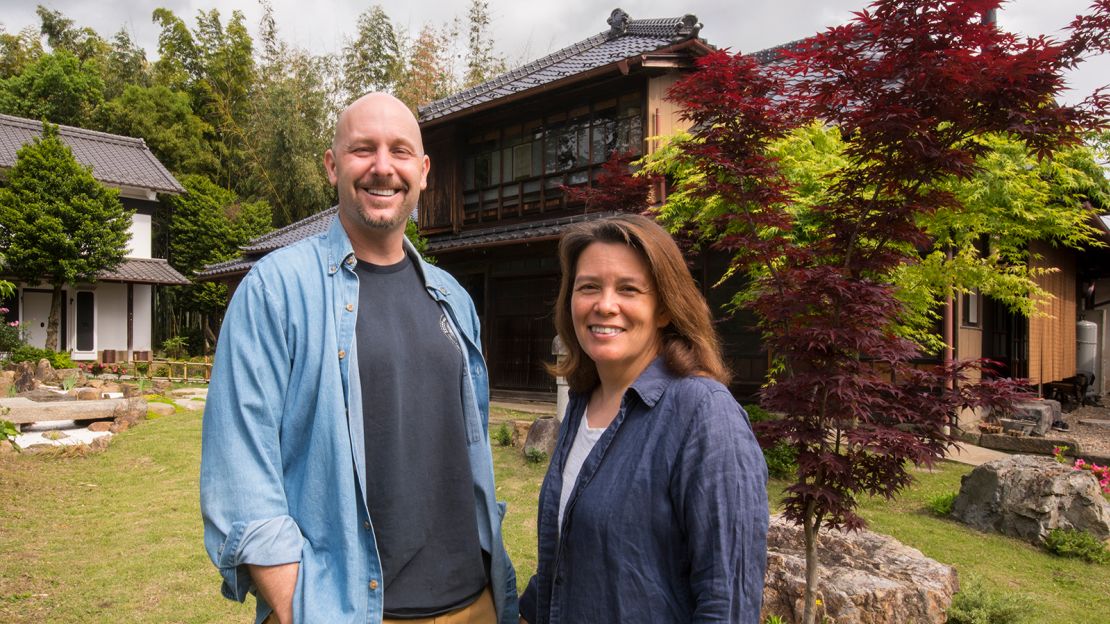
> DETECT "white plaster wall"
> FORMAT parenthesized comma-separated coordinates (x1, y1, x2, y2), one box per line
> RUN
(127, 213, 152, 258)
(132, 284, 153, 352)
(95, 283, 129, 351)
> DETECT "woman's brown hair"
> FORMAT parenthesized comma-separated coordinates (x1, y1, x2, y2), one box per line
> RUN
(549, 214, 730, 392)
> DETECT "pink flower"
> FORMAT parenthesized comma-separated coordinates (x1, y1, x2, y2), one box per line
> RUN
(8, 321, 18, 327)
(0, 307, 8, 313)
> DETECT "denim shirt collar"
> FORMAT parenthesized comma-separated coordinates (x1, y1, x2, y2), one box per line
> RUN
(625, 356, 679, 409)
(323, 213, 452, 298)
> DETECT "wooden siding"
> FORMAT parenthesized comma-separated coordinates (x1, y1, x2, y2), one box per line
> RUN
(1027, 241, 1077, 384)
(647, 74, 690, 154)
(420, 127, 459, 233)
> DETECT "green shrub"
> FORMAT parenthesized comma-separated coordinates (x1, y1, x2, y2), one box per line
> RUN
(1, 419, 20, 451)
(764, 616, 787, 624)
(1044, 528, 1110, 564)
(926, 492, 958, 517)
(8, 346, 74, 369)
(743, 403, 775, 423)
(492, 423, 512, 447)
(161, 336, 189, 360)
(946, 576, 1034, 624)
(764, 441, 798, 480)
(743, 404, 798, 479)
(0, 320, 24, 352)
(524, 447, 547, 464)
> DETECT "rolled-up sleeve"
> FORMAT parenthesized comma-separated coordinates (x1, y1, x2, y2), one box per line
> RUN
(673, 389, 769, 623)
(200, 270, 304, 602)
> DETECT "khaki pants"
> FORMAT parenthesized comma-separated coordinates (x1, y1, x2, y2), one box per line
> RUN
(263, 586, 496, 624)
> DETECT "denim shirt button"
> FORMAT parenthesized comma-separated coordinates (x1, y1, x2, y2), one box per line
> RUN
(369, 579, 379, 590)
(363, 520, 370, 530)
(345, 303, 354, 312)
(338, 350, 346, 360)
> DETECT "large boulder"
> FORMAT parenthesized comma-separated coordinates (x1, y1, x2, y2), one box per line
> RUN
(0, 370, 14, 396)
(34, 358, 58, 384)
(762, 514, 958, 624)
(14, 361, 37, 393)
(523, 416, 558, 459)
(951, 455, 1110, 544)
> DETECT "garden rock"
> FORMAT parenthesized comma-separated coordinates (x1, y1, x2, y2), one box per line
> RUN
(87, 421, 112, 432)
(21, 389, 73, 402)
(761, 514, 957, 624)
(0, 370, 14, 395)
(14, 361, 37, 392)
(0, 439, 13, 453)
(148, 402, 176, 417)
(86, 379, 104, 389)
(34, 358, 58, 384)
(75, 387, 100, 401)
(120, 383, 141, 398)
(152, 380, 172, 395)
(951, 454, 1110, 544)
(512, 420, 532, 448)
(109, 420, 129, 433)
(524, 417, 558, 459)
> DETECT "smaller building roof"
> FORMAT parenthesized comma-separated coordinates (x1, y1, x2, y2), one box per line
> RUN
(98, 257, 190, 285)
(0, 114, 184, 194)
(196, 208, 338, 281)
(419, 9, 707, 125)
(426, 211, 626, 254)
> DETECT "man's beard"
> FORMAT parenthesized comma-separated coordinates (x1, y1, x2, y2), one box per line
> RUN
(355, 203, 412, 231)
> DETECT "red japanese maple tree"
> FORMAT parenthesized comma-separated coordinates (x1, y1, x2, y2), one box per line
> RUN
(653, 1, 1109, 622)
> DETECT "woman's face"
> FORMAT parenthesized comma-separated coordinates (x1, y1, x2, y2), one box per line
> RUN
(571, 242, 669, 380)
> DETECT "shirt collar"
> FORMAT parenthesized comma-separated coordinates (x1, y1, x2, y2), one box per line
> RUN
(625, 356, 678, 408)
(323, 212, 450, 297)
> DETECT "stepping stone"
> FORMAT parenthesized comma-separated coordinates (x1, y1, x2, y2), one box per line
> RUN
(1078, 419, 1110, 429)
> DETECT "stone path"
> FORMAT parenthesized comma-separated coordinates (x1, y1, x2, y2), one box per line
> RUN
(10, 387, 207, 449)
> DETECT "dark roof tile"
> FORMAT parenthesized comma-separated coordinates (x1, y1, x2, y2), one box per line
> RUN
(98, 257, 190, 285)
(0, 114, 184, 194)
(419, 12, 704, 123)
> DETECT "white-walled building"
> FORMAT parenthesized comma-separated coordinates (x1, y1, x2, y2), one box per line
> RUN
(0, 114, 189, 361)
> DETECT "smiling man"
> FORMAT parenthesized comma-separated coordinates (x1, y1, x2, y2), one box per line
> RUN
(201, 93, 518, 624)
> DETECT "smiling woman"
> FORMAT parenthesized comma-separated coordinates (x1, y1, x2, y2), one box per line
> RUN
(518, 214, 769, 624)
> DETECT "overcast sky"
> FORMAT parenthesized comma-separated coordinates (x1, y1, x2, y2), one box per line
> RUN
(0, 0, 1106, 104)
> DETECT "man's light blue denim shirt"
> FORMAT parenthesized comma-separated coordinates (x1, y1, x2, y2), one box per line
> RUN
(200, 215, 518, 624)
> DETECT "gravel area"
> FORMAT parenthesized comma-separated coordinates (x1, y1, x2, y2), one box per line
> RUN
(1045, 401, 1110, 460)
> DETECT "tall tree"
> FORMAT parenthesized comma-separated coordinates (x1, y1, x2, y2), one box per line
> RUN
(97, 84, 218, 176)
(162, 174, 271, 349)
(102, 29, 149, 99)
(35, 5, 107, 62)
(0, 26, 44, 79)
(641, 2, 1110, 622)
(0, 123, 132, 350)
(341, 5, 403, 102)
(246, 2, 337, 225)
(395, 23, 457, 111)
(463, 0, 505, 88)
(0, 50, 104, 126)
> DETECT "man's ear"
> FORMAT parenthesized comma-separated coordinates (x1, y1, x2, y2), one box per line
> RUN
(324, 149, 338, 185)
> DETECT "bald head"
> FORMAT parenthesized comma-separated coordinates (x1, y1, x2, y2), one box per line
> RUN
(333, 92, 424, 154)
(324, 91, 430, 259)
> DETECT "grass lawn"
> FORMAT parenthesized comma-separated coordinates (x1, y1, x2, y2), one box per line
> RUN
(2, 408, 1107, 623)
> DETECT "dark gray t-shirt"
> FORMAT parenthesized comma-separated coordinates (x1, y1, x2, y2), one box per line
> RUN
(354, 256, 487, 618)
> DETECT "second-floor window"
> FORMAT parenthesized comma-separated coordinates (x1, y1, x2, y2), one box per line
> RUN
(462, 91, 643, 223)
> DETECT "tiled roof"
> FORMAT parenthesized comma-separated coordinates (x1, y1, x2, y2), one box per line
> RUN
(419, 10, 705, 123)
(98, 257, 190, 285)
(197, 207, 339, 281)
(240, 207, 336, 253)
(426, 211, 626, 254)
(0, 114, 184, 194)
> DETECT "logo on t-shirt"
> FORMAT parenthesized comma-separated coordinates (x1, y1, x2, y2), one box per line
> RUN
(440, 314, 462, 354)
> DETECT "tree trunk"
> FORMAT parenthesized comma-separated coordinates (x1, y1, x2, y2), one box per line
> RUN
(802, 510, 819, 624)
(45, 283, 63, 351)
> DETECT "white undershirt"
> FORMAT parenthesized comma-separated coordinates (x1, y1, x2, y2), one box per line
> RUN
(558, 408, 607, 533)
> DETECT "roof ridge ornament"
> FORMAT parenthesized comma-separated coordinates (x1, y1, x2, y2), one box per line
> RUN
(607, 8, 630, 39)
(674, 14, 701, 41)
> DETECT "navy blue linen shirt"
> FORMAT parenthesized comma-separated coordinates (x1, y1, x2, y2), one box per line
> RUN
(519, 358, 769, 624)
